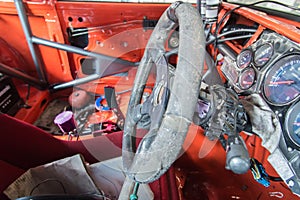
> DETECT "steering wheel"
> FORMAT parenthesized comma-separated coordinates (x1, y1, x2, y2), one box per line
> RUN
(122, 2, 205, 184)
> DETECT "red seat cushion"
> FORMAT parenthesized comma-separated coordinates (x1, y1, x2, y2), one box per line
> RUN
(0, 114, 178, 199)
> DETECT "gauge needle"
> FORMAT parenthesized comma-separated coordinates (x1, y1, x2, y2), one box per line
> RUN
(242, 81, 253, 84)
(269, 80, 295, 85)
(294, 122, 300, 126)
(258, 58, 269, 61)
(240, 64, 247, 69)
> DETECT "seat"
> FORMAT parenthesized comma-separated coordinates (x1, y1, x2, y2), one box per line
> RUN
(0, 114, 179, 200)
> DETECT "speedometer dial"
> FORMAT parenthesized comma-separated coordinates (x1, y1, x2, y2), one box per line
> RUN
(285, 101, 300, 148)
(263, 55, 300, 105)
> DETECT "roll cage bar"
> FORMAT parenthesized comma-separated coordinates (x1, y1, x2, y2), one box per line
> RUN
(0, 0, 138, 91)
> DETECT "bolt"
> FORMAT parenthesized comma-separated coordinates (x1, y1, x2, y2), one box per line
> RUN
(169, 37, 179, 48)
(97, 41, 104, 47)
(288, 180, 294, 187)
(122, 41, 128, 48)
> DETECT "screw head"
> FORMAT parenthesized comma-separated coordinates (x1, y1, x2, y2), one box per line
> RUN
(288, 180, 294, 187)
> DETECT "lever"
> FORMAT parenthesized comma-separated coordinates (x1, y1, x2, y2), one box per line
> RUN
(104, 86, 125, 130)
(225, 135, 250, 174)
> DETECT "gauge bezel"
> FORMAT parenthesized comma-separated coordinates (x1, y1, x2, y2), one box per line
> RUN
(262, 54, 300, 106)
(284, 100, 300, 149)
(238, 67, 256, 90)
(254, 43, 274, 67)
(236, 49, 253, 69)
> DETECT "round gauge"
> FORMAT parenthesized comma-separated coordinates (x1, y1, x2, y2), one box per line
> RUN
(263, 55, 300, 105)
(285, 101, 300, 148)
(239, 68, 256, 90)
(237, 49, 252, 69)
(254, 43, 273, 67)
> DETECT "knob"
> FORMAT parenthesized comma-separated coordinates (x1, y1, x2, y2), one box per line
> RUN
(226, 135, 250, 174)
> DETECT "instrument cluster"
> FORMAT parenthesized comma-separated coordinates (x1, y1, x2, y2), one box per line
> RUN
(221, 31, 300, 149)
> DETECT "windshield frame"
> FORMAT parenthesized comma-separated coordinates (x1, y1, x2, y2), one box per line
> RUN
(224, 0, 300, 22)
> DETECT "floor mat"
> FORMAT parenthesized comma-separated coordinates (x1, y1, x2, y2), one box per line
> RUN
(34, 99, 70, 135)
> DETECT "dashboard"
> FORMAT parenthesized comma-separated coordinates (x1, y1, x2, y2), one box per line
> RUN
(221, 31, 300, 151)
(217, 27, 300, 195)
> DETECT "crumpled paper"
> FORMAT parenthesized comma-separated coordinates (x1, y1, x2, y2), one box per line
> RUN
(4, 154, 100, 199)
(4, 154, 153, 200)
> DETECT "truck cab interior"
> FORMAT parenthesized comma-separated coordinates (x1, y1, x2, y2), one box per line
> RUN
(0, 0, 300, 199)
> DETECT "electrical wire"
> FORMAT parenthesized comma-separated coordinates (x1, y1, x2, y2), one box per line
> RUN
(211, 0, 300, 56)
(217, 28, 257, 38)
(30, 179, 66, 195)
(217, 35, 253, 43)
(69, 20, 143, 37)
(215, 0, 300, 39)
(206, 28, 256, 45)
(269, 176, 283, 182)
(29, 179, 113, 200)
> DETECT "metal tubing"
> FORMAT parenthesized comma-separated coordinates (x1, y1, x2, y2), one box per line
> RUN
(32, 36, 137, 66)
(33, 36, 137, 92)
(0, 63, 47, 89)
(51, 74, 101, 91)
(13, 0, 137, 92)
(14, 0, 48, 84)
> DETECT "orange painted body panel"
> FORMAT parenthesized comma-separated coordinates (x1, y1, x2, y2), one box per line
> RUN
(0, 1, 72, 83)
(0, 1, 300, 199)
(222, 2, 300, 43)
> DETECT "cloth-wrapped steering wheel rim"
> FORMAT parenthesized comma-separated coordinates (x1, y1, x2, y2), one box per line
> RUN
(122, 2, 205, 183)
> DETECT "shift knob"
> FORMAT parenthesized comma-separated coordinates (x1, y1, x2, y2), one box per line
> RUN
(226, 135, 250, 174)
(68, 90, 91, 109)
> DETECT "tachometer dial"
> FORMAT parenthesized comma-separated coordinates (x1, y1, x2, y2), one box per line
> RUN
(285, 101, 300, 148)
(263, 55, 300, 105)
(254, 43, 273, 67)
(239, 68, 256, 90)
(237, 49, 252, 69)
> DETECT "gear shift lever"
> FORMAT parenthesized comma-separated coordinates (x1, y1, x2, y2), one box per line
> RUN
(225, 135, 250, 174)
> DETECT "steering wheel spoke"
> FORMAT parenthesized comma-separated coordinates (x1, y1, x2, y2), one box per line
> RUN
(141, 55, 170, 129)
